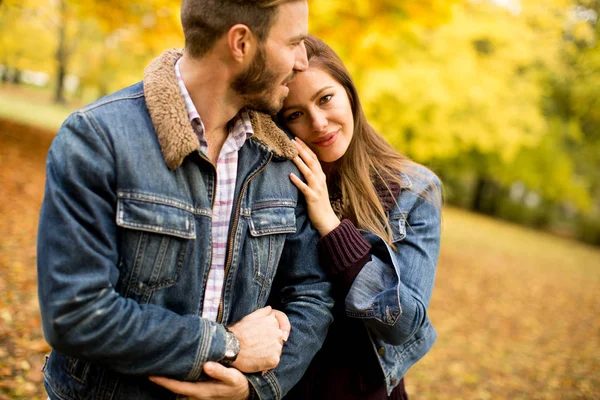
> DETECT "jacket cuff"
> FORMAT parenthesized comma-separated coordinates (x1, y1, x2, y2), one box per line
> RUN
(318, 219, 372, 289)
(187, 321, 227, 380)
(246, 370, 281, 400)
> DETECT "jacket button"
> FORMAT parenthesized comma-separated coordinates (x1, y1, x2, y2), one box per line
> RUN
(391, 378, 397, 385)
(378, 347, 385, 356)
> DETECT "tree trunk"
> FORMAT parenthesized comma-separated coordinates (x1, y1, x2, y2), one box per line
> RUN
(533, 200, 553, 229)
(54, 0, 68, 105)
(55, 63, 66, 104)
(471, 176, 503, 215)
(11, 68, 21, 84)
(1, 67, 10, 83)
(472, 176, 487, 213)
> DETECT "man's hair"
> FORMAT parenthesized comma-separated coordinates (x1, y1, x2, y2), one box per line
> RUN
(181, 0, 296, 58)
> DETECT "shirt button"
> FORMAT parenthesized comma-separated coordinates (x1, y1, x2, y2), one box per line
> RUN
(378, 347, 385, 356)
(391, 378, 397, 385)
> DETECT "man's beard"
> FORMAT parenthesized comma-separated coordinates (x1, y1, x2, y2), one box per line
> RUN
(231, 44, 292, 115)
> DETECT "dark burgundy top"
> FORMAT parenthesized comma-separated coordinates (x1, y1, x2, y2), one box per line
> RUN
(288, 182, 408, 400)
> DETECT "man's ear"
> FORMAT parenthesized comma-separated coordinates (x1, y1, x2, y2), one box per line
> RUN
(227, 24, 256, 64)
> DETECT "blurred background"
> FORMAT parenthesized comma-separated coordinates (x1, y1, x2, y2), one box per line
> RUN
(0, 0, 598, 399)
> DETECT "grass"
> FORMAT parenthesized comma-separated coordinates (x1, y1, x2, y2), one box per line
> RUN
(0, 84, 76, 132)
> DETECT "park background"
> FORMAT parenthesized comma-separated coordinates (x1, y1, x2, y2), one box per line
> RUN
(0, 0, 598, 398)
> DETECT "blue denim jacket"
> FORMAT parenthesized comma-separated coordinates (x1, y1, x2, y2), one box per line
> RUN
(37, 50, 333, 400)
(344, 170, 441, 395)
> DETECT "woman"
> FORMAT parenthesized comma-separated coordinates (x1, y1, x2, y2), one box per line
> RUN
(278, 35, 442, 399)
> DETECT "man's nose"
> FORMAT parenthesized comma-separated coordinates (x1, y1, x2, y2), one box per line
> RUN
(293, 41, 309, 71)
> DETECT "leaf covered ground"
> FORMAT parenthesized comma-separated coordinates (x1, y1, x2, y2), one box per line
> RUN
(0, 119, 598, 399)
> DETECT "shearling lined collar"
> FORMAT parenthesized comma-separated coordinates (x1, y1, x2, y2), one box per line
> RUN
(143, 49, 298, 170)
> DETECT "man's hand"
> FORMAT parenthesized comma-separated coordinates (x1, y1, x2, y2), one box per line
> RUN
(149, 362, 249, 400)
(228, 306, 290, 373)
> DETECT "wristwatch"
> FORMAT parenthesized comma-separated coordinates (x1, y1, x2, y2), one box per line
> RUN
(220, 327, 240, 366)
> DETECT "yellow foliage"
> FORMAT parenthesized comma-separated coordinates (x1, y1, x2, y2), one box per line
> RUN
(309, 0, 574, 165)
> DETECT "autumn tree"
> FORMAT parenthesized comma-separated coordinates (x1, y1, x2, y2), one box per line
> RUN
(0, 0, 182, 103)
(0, 0, 56, 83)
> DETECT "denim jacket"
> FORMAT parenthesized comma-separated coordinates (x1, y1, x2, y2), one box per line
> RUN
(344, 170, 441, 395)
(37, 50, 333, 400)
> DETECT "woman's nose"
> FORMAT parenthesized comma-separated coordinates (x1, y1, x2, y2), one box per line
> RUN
(311, 111, 327, 132)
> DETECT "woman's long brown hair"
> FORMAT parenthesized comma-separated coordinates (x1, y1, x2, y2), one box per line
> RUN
(282, 35, 441, 246)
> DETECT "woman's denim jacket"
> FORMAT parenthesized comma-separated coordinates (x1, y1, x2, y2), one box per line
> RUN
(344, 170, 441, 395)
(37, 50, 333, 400)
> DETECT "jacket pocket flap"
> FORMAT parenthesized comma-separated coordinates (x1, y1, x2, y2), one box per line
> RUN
(390, 214, 407, 242)
(249, 207, 296, 237)
(117, 197, 196, 239)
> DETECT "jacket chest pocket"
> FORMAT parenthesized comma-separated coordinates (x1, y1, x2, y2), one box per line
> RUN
(247, 206, 296, 304)
(116, 195, 196, 303)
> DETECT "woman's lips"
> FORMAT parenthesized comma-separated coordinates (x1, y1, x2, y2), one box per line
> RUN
(312, 130, 339, 147)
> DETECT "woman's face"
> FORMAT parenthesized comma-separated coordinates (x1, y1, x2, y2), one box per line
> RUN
(281, 67, 354, 163)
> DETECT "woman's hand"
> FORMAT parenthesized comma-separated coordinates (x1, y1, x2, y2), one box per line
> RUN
(290, 138, 340, 237)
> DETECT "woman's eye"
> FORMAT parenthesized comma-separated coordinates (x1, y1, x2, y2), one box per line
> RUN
(320, 94, 333, 104)
(286, 111, 302, 121)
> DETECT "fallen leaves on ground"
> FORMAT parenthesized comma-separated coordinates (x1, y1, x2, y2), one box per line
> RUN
(0, 119, 53, 400)
(1, 119, 599, 399)
(407, 209, 600, 399)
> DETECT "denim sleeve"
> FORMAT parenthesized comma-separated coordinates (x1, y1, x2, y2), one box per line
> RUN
(247, 197, 334, 399)
(37, 112, 226, 379)
(344, 178, 441, 346)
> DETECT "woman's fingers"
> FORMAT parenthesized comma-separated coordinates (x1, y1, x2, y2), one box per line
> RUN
(292, 141, 326, 190)
(290, 172, 311, 197)
(291, 138, 329, 205)
(293, 139, 321, 171)
(294, 137, 318, 161)
(292, 155, 314, 181)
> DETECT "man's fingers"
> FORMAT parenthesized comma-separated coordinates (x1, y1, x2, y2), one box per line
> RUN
(203, 361, 242, 385)
(243, 306, 272, 320)
(150, 365, 246, 397)
(149, 376, 197, 396)
(270, 309, 291, 342)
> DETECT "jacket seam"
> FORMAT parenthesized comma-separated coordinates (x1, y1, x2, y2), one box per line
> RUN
(116, 219, 195, 240)
(187, 320, 212, 380)
(78, 90, 145, 113)
(264, 371, 281, 399)
(44, 375, 78, 400)
(251, 200, 296, 210)
(117, 190, 210, 216)
(393, 334, 426, 364)
(76, 112, 116, 161)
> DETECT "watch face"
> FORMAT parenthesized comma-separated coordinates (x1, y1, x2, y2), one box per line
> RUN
(225, 331, 240, 359)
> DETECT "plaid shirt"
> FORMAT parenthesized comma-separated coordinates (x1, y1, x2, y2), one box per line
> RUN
(175, 58, 253, 321)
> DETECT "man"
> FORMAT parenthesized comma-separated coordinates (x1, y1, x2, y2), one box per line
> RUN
(37, 1, 333, 399)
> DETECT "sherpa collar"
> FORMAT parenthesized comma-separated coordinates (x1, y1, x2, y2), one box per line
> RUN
(143, 49, 298, 170)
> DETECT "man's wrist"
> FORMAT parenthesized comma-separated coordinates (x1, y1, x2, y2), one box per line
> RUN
(220, 327, 240, 366)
